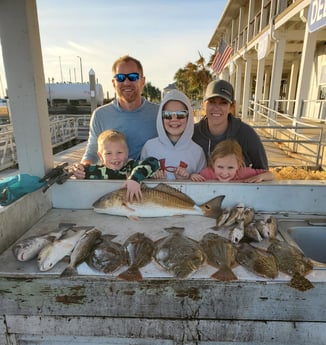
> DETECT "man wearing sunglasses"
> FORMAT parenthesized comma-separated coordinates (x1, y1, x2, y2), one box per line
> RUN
(75, 55, 158, 178)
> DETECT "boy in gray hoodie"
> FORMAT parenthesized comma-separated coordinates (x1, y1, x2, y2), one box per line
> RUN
(141, 90, 206, 180)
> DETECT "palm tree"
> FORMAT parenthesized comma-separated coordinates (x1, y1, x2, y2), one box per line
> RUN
(142, 82, 161, 102)
(173, 53, 213, 101)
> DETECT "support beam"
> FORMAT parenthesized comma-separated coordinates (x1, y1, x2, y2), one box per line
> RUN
(293, 21, 318, 123)
(0, 0, 52, 176)
(254, 58, 265, 121)
(268, 31, 286, 121)
(242, 54, 253, 119)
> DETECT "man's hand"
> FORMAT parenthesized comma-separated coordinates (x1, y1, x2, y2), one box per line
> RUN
(72, 163, 86, 179)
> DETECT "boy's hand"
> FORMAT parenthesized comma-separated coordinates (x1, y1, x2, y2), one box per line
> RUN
(174, 167, 190, 179)
(122, 179, 142, 202)
(152, 169, 166, 179)
(72, 163, 86, 179)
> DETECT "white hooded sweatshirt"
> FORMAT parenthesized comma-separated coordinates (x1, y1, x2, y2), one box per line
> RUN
(141, 89, 206, 180)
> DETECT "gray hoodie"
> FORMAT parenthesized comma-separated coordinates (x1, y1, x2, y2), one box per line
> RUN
(141, 89, 206, 180)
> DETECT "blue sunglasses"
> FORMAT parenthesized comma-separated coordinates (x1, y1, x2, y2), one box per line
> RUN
(114, 73, 140, 82)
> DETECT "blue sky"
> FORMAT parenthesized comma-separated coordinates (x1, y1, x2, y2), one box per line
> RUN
(1, 0, 227, 98)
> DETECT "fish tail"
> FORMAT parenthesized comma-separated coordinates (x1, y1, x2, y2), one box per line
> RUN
(211, 266, 238, 281)
(288, 272, 314, 291)
(118, 266, 143, 281)
(200, 195, 225, 218)
(60, 265, 77, 278)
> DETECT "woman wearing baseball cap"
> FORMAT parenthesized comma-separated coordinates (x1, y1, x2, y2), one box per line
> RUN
(192, 79, 268, 169)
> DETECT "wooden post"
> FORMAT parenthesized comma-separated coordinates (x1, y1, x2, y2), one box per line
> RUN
(89, 69, 97, 113)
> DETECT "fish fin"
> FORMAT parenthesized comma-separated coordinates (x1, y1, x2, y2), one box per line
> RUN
(118, 266, 143, 281)
(211, 266, 238, 281)
(102, 234, 118, 241)
(153, 183, 195, 204)
(310, 259, 326, 269)
(288, 272, 314, 291)
(60, 265, 77, 278)
(121, 202, 135, 212)
(200, 195, 225, 218)
(68, 226, 95, 234)
(57, 223, 78, 236)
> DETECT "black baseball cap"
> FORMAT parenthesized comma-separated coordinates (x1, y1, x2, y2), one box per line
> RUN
(204, 79, 234, 103)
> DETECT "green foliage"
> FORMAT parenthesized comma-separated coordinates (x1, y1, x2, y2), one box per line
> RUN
(143, 52, 213, 102)
(173, 53, 213, 101)
(142, 82, 161, 103)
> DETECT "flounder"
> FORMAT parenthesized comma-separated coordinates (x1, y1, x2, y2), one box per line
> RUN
(200, 232, 238, 281)
(118, 232, 155, 281)
(236, 243, 278, 279)
(268, 239, 314, 291)
(87, 234, 127, 274)
(154, 227, 206, 278)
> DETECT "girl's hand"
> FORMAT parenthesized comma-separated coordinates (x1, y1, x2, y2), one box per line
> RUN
(190, 173, 206, 182)
(242, 171, 274, 183)
(122, 179, 142, 202)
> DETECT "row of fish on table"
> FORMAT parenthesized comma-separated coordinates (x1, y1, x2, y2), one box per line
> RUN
(12, 204, 314, 291)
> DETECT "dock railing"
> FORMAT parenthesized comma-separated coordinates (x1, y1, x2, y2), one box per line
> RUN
(249, 101, 324, 167)
(0, 124, 16, 171)
(0, 115, 90, 172)
(1, 108, 324, 172)
(50, 116, 79, 148)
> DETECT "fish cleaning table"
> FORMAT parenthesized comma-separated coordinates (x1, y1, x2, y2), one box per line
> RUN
(1, 208, 326, 282)
(0, 180, 326, 345)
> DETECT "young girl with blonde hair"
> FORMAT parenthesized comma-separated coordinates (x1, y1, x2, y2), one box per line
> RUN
(191, 139, 274, 182)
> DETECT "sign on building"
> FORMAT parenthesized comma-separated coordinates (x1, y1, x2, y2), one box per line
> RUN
(308, 0, 326, 33)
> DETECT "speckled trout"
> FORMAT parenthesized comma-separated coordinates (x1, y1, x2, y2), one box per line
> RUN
(92, 183, 225, 219)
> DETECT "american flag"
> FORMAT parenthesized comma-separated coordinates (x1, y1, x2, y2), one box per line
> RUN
(211, 39, 234, 75)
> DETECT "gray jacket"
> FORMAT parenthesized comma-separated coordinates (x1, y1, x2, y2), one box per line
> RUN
(193, 114, 268, 169)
